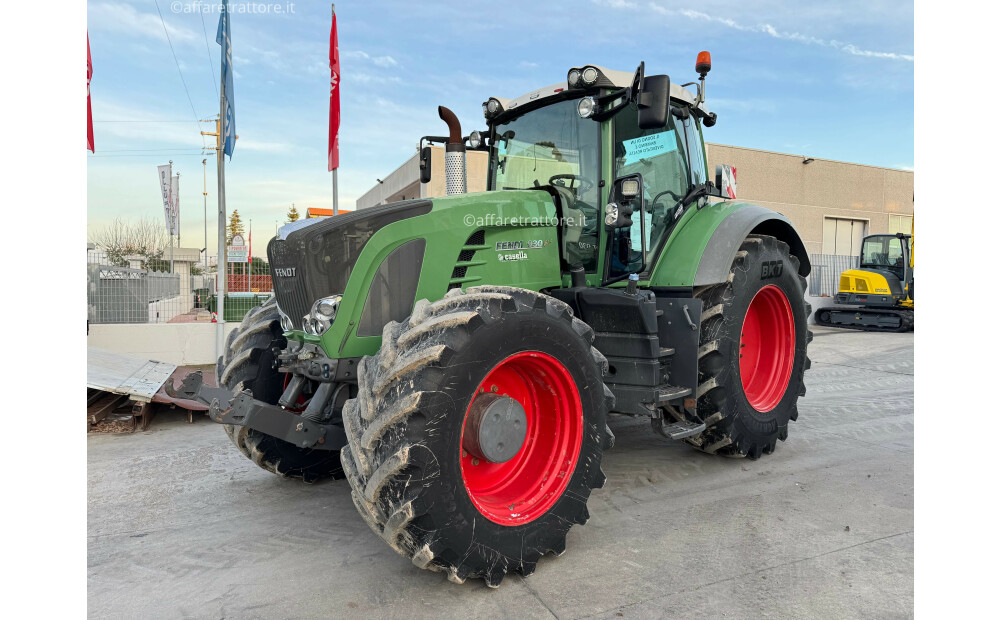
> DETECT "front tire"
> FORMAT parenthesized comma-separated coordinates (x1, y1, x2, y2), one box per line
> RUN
(687, 235, 812, 459)
(217, 298, 343, 482)
(341, 286, 613, 587)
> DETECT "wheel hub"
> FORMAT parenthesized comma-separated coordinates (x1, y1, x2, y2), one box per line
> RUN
(463, 393, 527, 464)
(459, 351, 583, 525)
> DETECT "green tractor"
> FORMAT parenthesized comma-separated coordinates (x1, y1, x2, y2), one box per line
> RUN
(186, 53, 812, 587)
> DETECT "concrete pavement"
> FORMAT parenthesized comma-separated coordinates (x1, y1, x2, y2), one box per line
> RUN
(88, 325, 913, 619)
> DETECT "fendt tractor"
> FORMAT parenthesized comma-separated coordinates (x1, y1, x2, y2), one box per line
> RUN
(815, 226, 914, 332)
(181, 53, 813, 587)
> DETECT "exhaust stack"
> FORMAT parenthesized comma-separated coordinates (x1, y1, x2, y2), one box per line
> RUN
(438, 106, 466, 195)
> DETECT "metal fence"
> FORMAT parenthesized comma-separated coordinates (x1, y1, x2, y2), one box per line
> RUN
(807, 253, 859, 297)
(87, 263, 183, 324)
(87, 252, 275, 325)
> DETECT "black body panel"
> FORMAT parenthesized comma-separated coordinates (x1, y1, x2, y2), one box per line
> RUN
(549, 286, 701, 416)
(267, 200, 432, 329)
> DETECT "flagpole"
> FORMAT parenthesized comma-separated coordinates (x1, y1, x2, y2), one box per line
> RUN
(216, 107, 227, 358)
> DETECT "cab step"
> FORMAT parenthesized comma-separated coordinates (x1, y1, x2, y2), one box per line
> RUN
(654, 419, 706, 440)
(655, 384, 691, 402)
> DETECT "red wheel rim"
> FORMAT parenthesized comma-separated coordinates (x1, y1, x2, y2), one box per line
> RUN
(460, 351, 583, 526)
(740, 285, 796, 412)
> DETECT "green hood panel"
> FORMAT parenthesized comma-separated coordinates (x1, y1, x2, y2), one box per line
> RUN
(308, 190, 563, 358)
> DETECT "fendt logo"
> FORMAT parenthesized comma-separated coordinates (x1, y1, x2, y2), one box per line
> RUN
(274, 267, 297, 277)
(761, 261, 783, 280)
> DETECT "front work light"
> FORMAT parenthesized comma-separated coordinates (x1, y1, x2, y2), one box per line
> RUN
(581, 66, 599, 85)
(469, 130, 483, 148)
(577, 96, 597, 118)
(484, 98, 503, 118)
(620, 179, 640, 199)
(568, 69, 581, 87)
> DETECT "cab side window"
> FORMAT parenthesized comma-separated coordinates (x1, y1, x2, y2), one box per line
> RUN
(679, 114, 707, 185)
(609, 102, 691, 277)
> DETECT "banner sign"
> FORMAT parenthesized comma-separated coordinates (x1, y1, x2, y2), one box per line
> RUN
(157, 164, 173, 233)
(170, 175, 179, 235)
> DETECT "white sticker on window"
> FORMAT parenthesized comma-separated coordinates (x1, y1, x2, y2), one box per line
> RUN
(622, 131, 677, 165)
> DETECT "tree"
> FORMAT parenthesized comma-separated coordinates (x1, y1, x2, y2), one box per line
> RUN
(248, 256, 270, 275)
(287, 203, 300, 223)
(228, 210, 245, 244)
(89, 217, 169, 267)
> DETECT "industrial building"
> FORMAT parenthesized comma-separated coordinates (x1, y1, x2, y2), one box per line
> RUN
(356, 143, 913, 257)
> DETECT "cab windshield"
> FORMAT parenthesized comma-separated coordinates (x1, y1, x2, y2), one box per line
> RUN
(860, 235, 907, 280)
(489, 98, 602, 271)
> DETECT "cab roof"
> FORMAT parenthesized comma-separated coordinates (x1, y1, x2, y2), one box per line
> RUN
(490, 65, 705, 116)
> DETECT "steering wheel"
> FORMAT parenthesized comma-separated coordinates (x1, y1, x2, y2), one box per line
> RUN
(549, 173, 594, 193)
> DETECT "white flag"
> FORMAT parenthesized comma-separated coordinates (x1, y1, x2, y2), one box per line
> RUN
(157, 164, 172, 233)
(170, 175, 180, 236)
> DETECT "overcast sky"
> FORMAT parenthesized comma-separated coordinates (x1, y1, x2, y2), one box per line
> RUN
(86, 0, 913, 257)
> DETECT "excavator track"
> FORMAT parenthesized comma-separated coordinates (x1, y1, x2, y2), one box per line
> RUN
(814, 306, 913, 333)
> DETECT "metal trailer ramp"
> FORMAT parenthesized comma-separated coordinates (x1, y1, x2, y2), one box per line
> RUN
(87, 348, 178, 431)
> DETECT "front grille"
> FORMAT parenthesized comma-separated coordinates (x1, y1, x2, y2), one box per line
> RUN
(268, 199, 432, 329)
(269, 237, 311, 325)
(840, 275, 851, 291)
(856, 279, 868, 292)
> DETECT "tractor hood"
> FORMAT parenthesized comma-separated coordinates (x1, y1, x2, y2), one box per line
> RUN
(267, 199, 432, 331)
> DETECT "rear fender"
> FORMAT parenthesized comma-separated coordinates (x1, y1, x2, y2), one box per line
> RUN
(649, 202, 810, 287)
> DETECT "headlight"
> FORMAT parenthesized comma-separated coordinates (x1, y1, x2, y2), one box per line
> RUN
(577, 96, 597, 118)
(304, 294, 342, 335)
(278, 308, 294, 332)
(581, 66, 599, 85)
(604, 203, 619, 226)
(469, 130, 482, 149)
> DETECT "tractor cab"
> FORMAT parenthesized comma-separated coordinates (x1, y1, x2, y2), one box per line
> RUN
(477, 61, 731, 285)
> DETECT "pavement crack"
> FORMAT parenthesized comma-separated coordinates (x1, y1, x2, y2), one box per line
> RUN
(518, 574, 561, 619)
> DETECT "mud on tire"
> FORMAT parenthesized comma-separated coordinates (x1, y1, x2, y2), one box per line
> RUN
(686, 235, 812, 459)
(340, 286, 614, 587)
(217, 298, 343, 482)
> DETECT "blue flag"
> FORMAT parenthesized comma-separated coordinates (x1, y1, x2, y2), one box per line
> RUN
(217, 0, 235, 157)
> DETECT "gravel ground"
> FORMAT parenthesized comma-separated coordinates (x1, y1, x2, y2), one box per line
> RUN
(88, 325, 913, 619)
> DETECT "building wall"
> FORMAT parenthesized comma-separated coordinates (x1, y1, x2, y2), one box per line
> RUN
(705, 143, 913, 255)
(357, 142, 914, 256)
(357, 146, 488, 209)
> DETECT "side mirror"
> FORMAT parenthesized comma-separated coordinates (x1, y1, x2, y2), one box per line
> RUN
(637, 75, 670, 129)
(419, 146, 432, 184)
(715, 164, 737, 199)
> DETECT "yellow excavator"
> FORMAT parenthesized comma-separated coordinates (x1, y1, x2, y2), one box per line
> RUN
(815, 223, 914, 332)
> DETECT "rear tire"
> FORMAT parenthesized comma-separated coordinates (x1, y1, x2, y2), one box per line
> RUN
(341, 286, 613, 587)
(217, 298, 343, 482)
(686, 235, 812, 459)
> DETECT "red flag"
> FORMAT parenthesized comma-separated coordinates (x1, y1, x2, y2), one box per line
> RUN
(327, 7, 340, 171)
(87, 33, 94, 152)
